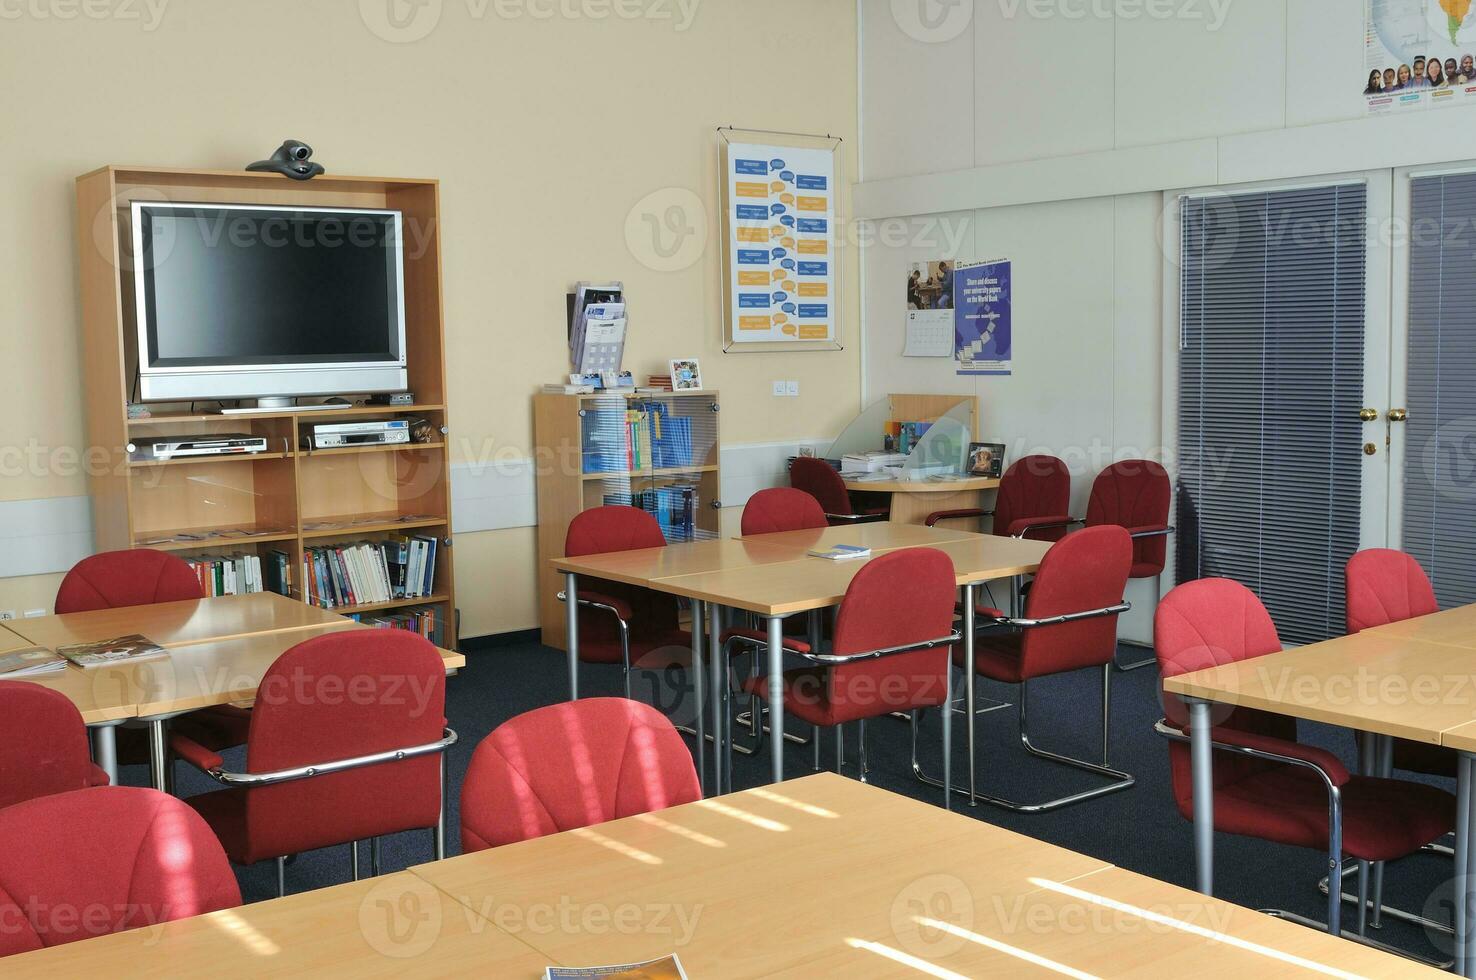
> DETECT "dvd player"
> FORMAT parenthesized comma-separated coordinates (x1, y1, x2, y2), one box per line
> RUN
(128, 434, 269, 459)
(310, 419, 411, 449)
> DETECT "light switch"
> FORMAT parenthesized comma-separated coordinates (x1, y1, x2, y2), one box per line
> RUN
(785, 380, 800, 397)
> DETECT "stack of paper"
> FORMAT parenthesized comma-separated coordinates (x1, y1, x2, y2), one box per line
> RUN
(840, 451, 907, 475)
(569, 282, 626, 375)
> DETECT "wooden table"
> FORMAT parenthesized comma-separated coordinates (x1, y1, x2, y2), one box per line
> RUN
(0, 872, 549, 978)
(1364, 603, 1476, 648)
(410, 773, 1428, 977)
(4, 595, 467, 792)
(609, 528, 1047, 795)
(1162, 624, 1476, 971)
(842, 474, 1000, 526)
(6, 776, 1429, 977)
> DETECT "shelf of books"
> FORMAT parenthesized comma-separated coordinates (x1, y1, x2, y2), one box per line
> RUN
(102, 405, 456, 649)
(533, 389, 721, 650)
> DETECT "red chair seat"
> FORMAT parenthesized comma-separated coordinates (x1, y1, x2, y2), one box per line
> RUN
(741, 658, 949, 727)
(1211, 766, 1454, 864)
(950, 631, 1028, 684)
(582, 627, 692, 666)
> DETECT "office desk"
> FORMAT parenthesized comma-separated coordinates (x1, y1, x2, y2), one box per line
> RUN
(411, 773, 1428, 977)
(6, 591, 347, 650)
(733, 520, 981, 550)
(657, 533, 1049, 791)
(1365, 603, 1476, 648)
(0, 872, 548, 979)
(842, 474, 1000, 526)
(1162, 626, 1476, 972)
(7, 595, 466, 791)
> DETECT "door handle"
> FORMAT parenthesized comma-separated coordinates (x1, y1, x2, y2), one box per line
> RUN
(1388, 408, 1408, 422)
(1359, 408, 1379, 422)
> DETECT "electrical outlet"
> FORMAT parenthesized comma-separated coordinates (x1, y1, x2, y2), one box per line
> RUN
(785, 380, 800, 397)
(772, 380, 786, 397)
(22, 608, 45, 618)
(0, 610, 14, 621)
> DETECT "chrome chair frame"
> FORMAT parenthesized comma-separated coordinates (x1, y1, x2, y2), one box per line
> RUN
(557, 589, 633, 699)
(913, 601, 1134, 812)
(188, 727, 458, 898)
(719, 629, 961, 804)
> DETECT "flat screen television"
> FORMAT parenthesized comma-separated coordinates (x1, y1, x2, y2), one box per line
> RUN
(131, 201, 408, 401)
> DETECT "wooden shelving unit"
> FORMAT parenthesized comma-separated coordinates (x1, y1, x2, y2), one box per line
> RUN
(75, 166, 457, 646)
(533, 389, 722, 651)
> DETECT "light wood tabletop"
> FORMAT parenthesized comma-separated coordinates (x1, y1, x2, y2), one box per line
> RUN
(655, 534, 1046, 616)
(0, 872, 550, 979)
(733, 521, 983, 551)
(6, 592, 349, 652)
(409, 773, 1425, 978)
(1161, 630, 1476, 745)
(841, 475, 1001, 494)
(411, 773, 1110, 976)
(1365, 604, 1476, 650)
(549, 536, 808, 587)
(127, 622, 465, 717)
(0, 627, 138, 724)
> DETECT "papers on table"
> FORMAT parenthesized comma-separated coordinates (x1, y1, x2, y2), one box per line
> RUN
(0, 646, 66, 677)
(808, 544, 871, 561)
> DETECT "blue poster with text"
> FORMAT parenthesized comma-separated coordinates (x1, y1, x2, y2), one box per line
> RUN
(953, 260, 1011, 376)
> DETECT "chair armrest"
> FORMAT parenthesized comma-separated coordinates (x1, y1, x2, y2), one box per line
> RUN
(1126, 523, 1174, 539)
(87, 764, 110, 787)
(556, 589, 633, 623)
(171, 733, 224, 774)
(825, 512, 887, 525)
(926, 508, 992, 527)
(721, 628, 811, 655)
(1152, 719, 1349, 787)
(990, 601, 1130, 629)
(1006, 515, 1082, 537)
(205, 728, 459, 787)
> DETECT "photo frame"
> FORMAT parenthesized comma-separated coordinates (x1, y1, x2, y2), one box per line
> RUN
(669, 358, 702, 391)
(967, 442, 1005, 478)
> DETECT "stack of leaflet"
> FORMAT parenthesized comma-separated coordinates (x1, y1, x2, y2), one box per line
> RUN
(569, 282, 626, 376)
(840, 451, 908, 475)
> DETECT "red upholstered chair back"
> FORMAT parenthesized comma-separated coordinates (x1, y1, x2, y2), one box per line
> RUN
(240, 630, 446, 863)
(1014, 526, 1132, 679)
(790, 457, 853, 516)
(55, 548, 204, 614)
(0, 787, 239, 957)
(825, 548, 957, 723)
(1154, 578, 1293, 816)
(994, 455, 1071, 540)
(564, 506, 679, 651)
(1345, 548, 1438, 634)
(0, 682, 107, 810)
(741, 487, 828, 535)
(459, 697, 700, 852)
(1084, 459, 1171, 576)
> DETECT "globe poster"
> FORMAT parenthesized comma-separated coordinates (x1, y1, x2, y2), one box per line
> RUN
(1366, 0, 1476, 112)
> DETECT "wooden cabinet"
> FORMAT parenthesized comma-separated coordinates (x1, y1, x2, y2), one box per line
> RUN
(534, 390, 721, 650)
(75, 167, 457, 644)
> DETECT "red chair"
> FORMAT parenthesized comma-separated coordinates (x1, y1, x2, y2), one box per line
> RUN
(789, 456, 888, 524)
(171, 630, 455, 897)
(937, 525, 1135, 812)
(0, 786, 239, 957)
(0, 682, 108, 810)
(926, 454, 1072, 540)
(1084, 460, 1173, 671)
(1153, 577, 1455, 937)
(561, 506, 691, 700)
(56, 549, 251, 766)
(740, 487, 828, 535)
(460, 698, 701, 852)
(724, 548, 960, 800)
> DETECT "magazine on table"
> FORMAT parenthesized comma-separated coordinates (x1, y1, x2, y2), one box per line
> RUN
(546, 954, 687, 979)
(55, 634, 166, 670)
(0, 646, 67, 677)
(808, 544, 871, 561)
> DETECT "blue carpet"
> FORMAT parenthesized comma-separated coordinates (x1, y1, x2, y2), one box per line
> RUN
(132, 636, 1453, 962)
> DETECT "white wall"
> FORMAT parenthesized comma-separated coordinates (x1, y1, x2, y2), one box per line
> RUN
(857, 0, 1390, 640)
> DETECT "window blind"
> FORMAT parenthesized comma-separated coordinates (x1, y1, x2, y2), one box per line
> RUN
(1177, 184, 1367, 645)
(1404, 172, 1476, 607)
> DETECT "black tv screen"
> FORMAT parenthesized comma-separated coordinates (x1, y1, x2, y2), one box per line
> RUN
(135, 203, 404, 368)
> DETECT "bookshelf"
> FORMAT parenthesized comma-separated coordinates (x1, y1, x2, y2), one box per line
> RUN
(533, 389, 721, 650)
(74, 166, 457, 646)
